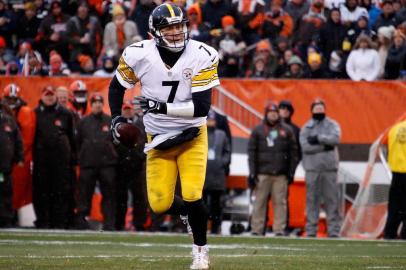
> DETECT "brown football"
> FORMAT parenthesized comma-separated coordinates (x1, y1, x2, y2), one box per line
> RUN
(116, 123, 143, 148)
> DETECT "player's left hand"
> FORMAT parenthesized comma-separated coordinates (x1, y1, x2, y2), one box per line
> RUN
(134, 96, 167, 114)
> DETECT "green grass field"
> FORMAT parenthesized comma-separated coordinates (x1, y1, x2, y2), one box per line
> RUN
(0, 230, 406, 270)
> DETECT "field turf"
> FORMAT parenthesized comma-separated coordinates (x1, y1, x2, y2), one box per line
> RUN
(0, 230, 405, 270)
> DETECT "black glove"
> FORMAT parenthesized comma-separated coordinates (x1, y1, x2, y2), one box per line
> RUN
(111, 115, 127, 145)
(155, 127, 200, 150)
(247, 174, 258, 189)
(307, 135, 319, 145)
(134, 96, 166, 114)
(324, 145, 335, 151)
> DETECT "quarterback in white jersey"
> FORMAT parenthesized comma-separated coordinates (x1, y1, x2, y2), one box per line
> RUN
(108, 3, 219, 270)
(116, 38, 219, 135)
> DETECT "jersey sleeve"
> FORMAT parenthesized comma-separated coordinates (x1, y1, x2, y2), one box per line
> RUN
(115, 47, 139, 89)
(191, 46, 220, 93)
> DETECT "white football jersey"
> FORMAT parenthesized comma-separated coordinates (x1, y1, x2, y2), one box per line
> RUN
(116, 39, 220, 135)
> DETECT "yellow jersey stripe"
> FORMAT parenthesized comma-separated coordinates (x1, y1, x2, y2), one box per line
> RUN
(166, 4, 175, 17)
(192, 76, 219, 87)
(192, 68, 218, 82)
(117, 56, 138, 85)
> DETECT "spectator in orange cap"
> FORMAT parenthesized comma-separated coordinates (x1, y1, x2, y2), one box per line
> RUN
(262, 0, 294, 41)
(77, 54, 95, 75)
(246, 39, 277, 78)
(48, 51, 71, 76)
(187, 3, 211, 42)
(215, 15, 246, 77)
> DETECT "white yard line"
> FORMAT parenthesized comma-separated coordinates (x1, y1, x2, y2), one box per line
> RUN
(0, 239, 308, 251)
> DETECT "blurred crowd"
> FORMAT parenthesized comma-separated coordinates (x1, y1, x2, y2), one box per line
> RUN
(1, 0, 406, 79)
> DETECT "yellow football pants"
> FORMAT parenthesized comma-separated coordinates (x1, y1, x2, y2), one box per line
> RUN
(146, 126, 208, 214)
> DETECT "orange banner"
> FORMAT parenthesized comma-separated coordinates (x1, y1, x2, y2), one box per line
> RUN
(220, 79, 406, 143)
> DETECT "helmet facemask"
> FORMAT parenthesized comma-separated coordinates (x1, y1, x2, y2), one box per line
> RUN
(155, 22, 189, 52)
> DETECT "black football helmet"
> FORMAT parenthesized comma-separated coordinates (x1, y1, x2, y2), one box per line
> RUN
(149, 3, 189, 52)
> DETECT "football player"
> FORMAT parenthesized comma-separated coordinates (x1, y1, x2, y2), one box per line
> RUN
(108, 3, 219, 269)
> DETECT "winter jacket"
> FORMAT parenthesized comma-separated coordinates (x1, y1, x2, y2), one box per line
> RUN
(204, 128, 231, 191)
(384, 44, 406, 79)
(346, 48, 380, 81)
(300, 117, 341, 172)
(248, 121, 298, 178)
(76, 112, 117, 168)
(0, 112, 23, 173)
(34, 102, 75, 166)
(103, 21, 141, 57)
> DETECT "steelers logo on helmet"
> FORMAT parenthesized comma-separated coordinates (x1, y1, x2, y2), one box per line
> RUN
(149, 3, 189, 52)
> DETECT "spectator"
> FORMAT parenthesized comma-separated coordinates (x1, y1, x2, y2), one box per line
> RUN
(33, 86, 76, 229)
(56, 86, 70, 108)
(203, 110, 231, 234)
(262, 0, 294, 41)
(1, 84, 36, 214)
(201, 0, 232, 30)
(0, 102, 23, 228)
(23, 50, 48, 76)
(93, 56, 115, 77)
(325, 0, 345, 9)
(247, 39, 277, 78)
(115, 101, 148, 231)
(216, 15, 246, 77)
(76, 93, 118, 231)
(318, 8, 347, 63)
(283, 54, 305, 78)
(384, 29, 406, 79)
(383, 118, 406, 240)
(327, 50, 348, 78)
(66, 0, 102, 68)
(76, 54, 95, 75)
(346, 15, 376, 46)
(34, 0, 48, 20)
(340, 0, 369, 26)
(16, 2, 41, 46)
(359, 0, 381, 29)
(373, 0, 400, 31)
(278, 100, 301, 162)
(231, 0, 265, 45)
(37, 0, 70, 61)
(396, 0, 406, 22)
(377, 25, 395, 78)
(274, 48, 293, 77)
(294, 0, 326, 58)
(187, 3, 211, 43)
(346, 34, 380, 81)
(299, 99, 341, 237)
(304, 51, 329, 78)
(130, 0, 157, 40)
(103, 4, 141, 59)
(48, 51, 71, 76)
(285, 0, 310, 30)
(0, 0, 17, 48)
(248, 101, 298, 236)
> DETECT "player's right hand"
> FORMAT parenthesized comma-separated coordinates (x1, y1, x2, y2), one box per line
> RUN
(111, 116, 127, 145)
